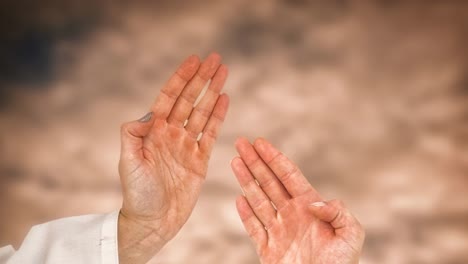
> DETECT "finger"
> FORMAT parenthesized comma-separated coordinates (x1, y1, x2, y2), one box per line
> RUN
(199, 94, 230, 153)
(309, 200, 365, 244)
(167, 52, 222, 127)
(185, 64, 228, 138)
(151, 55, 200, 119)
(254, 138, 320, 200)
(231, 157, 276, 229)
(236, 195, 267, 249)
(235, 137, 291, 210)
(120, 112, 155, 157)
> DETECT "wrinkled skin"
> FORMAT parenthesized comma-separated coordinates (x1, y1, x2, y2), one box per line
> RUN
(115, 52, 363, 264)
(117, 53, 230, 264)
(232, 138, 365, 264)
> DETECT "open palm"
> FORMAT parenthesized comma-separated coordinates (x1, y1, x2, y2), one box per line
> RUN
(232, 138, 365, 264)
(118, 53, 229, 263)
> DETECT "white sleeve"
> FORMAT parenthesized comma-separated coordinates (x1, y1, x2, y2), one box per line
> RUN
(0, 211, 119, 264)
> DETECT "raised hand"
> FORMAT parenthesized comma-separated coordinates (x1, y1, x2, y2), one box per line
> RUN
(117, 53, 229, 263)
(232, 138, 365, 264)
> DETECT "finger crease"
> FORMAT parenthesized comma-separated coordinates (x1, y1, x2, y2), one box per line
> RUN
(160, 89, 179, 100)
(210, 112, 225, 122)
(331, 209, 345, 229)
(251, 197, 269, 209)
(175, 70, 192, 82)
(258, 177, 276, 189)
(267, 152, 283, 165)
(195, 72, 210, 82)
(248, 225, 263, 238)
(186, 130, 199, 139)
(203, 129, 217, 139)
(246, 157, 262, 168)
(195, 107, 212, 118)
(179, 93, 197, 105)
(279, 167, 299, 183)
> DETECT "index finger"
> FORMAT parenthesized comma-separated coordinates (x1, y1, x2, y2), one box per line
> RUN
(151, 55, 201, 119)
(253, 138, 321, 200)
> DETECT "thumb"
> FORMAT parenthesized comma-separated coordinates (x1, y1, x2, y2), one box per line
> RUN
(309, 200, 365, 245)
(120, 112, 154, 155)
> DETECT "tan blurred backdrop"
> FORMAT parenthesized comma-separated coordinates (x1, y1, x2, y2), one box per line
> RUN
(1, 1, 468, 263)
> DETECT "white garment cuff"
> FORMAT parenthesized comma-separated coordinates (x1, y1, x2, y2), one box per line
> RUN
(101, 211, 120, 264)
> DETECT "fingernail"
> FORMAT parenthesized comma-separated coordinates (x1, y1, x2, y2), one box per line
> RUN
(311, 201, 327, 207)
(138, 112, 153, 122)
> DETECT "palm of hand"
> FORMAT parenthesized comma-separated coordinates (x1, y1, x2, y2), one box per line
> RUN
(118, 53, 229, 242)
(260, 195, 356, 264)
(233, 138, 364, 264)
(119, 119, 208, 237)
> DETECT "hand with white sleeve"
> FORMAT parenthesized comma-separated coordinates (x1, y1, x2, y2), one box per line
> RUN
(117, 53, 230, 264)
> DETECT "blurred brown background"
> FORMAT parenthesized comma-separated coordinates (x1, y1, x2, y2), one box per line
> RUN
(1, 0, 468, 263)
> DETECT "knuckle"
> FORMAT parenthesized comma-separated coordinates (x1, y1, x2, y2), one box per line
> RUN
(211, 112, 225, 122)
(331, 209, 345, 228)
(248, 226, 262, 238)
(263, 219, 275, 231)
(250, 197, 267, 209)
(203, 129, 217, 140)
(180, 92, 198, 104)
(195, 107, 212, 118)
(168, 114, 186, 126)
(160, 88, 179, 100)
(186, 129, 199, 139)
(278, 166, 299, 183)
(267, 152, 283, 166)
(259, 177, 276, 189)
(275, 200, 290, 213)
(196, 71, 210, 82)
(120, 122, 131, 134)
(248, 157, 263, 170)
(175, 69, 192, 82)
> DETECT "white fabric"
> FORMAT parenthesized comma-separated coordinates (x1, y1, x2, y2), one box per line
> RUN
(0, 211, 119, 264)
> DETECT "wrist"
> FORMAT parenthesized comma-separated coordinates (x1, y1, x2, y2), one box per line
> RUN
(118, 211, 169, 264)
